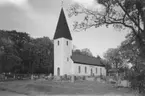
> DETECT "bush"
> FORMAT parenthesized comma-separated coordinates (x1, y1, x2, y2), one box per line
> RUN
(126, 69, 145, 94)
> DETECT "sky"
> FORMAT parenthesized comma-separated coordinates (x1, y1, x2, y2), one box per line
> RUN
(0, 0, 128, 58)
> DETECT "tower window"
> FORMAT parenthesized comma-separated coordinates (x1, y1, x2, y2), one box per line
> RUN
(66, 41, 68, 46)
(85, 67, 87, 73)
(78, 66, 81, 73)
(58, 41, 59, 45)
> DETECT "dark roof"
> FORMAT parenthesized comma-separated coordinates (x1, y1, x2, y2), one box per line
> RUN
(71, 53, 105, 67)
(53, 8, 72, 40)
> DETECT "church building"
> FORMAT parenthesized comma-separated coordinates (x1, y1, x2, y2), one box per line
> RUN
(53, 8, 106, 76)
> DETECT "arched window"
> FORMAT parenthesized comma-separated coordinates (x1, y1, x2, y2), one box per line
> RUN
(96, 68, 97, 74)
(91, 69, 93, 76)
(78, 66, 81, 73)
(85, 67, 87, 73)
(100, 68, 102, 75)
(66, 41, 68, 46)
(58, 41, 59, 45)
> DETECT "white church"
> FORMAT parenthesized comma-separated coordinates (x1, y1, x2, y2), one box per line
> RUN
(53, 8, 106, 76)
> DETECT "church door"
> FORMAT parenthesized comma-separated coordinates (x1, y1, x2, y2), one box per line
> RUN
(57, 67, 60, 76)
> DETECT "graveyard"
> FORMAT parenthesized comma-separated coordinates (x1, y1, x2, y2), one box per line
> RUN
(0, 77, 137, 96)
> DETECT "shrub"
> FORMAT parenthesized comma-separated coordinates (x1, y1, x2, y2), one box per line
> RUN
(126, 68, 145, 94)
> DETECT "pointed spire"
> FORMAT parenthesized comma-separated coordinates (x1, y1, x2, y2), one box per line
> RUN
(53, 8, 72, 40)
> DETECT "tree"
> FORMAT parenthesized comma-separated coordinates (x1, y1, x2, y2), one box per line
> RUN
(72, 45, 77, 51)
(101, 59, 112, 76)
(73, 48, 93, 57)
(68, 0, 145, 58)
(116, 37, 145, 93)
(118, 37, 139, 66)
(81, 48, 93, 57)
(31, 37, 53, 74)
(104, 48, 123, 69)
(0, 30, 54, 74)
(103, 47, 124, 79)
(0, 53, 22, 73)
(21, 37, 54, 74)
(73, 49, 82, 54)
(0, 30, 23, 73)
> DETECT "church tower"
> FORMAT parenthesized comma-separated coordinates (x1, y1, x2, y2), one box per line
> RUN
(53, 8, 73, 76)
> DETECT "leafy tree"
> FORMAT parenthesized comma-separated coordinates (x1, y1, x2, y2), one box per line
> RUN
(31, 37, 53, 74)
(19, 37, 54, 74)
(72, 45, 77, 51)
(0, 30, 23, 73)
(119, 37, 139, 66)
(73, 48, 93, 57)
(73, 49, 82, 54)
(68, 0, 145, 58)
(81, 48, 93, 57)
(0, 30, 54, 74)
(0, 53, 22, 73)
(117, 37, 145, 93)
(104, 48, 123, 69)
(103, 47, 124, 79)
(101, 59, 112, 76)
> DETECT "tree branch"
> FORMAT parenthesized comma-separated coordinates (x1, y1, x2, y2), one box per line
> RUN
(115, 0, 143, 32)
(103, 15, 144, 46)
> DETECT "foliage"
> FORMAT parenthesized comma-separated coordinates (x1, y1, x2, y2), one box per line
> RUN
(68, 1, 145, 93)
(73, 48, 93, 57)
(101, 59, 112, 76)
(126, 65, 145, 93)
(68, 0, 145, 58)
(81, 48, 93, 57)
(0, 30, 53, 74)
(103, 48, 123, 69)
(104, 36, 145, 93)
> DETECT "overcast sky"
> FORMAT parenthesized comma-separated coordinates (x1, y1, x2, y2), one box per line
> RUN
(0, 0, 128, 57)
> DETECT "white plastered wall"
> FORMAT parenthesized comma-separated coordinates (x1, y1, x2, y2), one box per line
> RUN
(73, 63, 106, 76)
(54, 38, 73, 76)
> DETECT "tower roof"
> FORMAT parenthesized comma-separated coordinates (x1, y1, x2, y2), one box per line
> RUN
(53, 8, 72, 40)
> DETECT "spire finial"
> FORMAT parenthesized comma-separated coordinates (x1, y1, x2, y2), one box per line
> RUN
(61, 0, 64, 8)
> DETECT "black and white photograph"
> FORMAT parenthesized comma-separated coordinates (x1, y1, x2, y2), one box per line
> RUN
(0, 0, 145, 96)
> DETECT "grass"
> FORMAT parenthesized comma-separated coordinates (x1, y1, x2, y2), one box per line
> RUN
(0, 80, 139, 96)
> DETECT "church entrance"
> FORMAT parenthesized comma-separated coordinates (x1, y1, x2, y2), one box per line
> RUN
(57, 67, 60, 76)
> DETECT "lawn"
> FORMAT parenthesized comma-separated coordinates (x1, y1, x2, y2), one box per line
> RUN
(0, 80, 138, 96)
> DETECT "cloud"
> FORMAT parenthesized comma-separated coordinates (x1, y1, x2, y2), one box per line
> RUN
(0, 0, 28, 6)
(0, 0, 31, 12)
(72, 0, 105, 13)
(0, 0, 40, 20)
(73, 0, 94, 7)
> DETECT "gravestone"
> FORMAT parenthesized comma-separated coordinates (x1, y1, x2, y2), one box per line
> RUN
(86, 77, 94, 81)
(120, 80, 130, 87)
(53, 76, 61, 81)
(97, 77, 101, 82)
(71, 75, 74, 82)
(47, 73, 52, 80)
